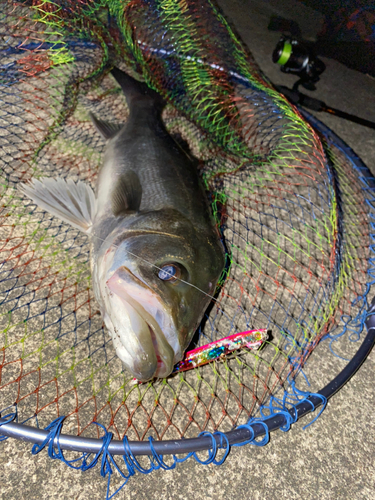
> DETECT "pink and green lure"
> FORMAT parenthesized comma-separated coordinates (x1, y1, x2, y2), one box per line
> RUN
(173, 329, 268, 373)
(132, 329, 268, 383)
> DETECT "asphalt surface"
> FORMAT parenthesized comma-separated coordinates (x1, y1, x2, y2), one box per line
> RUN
(0, 1, 374, 499)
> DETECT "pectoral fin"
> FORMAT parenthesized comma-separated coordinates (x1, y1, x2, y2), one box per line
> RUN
(111, 171, 142, 216)
(18, 177, 96, 233)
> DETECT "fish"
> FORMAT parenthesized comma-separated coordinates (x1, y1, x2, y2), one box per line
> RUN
(19, 67, 225, 382)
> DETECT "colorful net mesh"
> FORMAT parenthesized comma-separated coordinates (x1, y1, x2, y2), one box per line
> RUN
(0, 0, 374, 447)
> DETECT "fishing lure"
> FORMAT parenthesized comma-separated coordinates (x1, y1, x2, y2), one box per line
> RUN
(131, 329, 268, 384)
(173, 328, 268, 373)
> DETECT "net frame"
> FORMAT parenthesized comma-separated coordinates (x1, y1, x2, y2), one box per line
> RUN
(1, 303, 374, 456)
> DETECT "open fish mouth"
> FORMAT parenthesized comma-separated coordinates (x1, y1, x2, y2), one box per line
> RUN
(105, 270, 177, 381)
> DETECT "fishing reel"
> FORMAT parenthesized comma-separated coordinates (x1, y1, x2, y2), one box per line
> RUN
(272, 36, 325, 91)
(271, 36, 375, 130)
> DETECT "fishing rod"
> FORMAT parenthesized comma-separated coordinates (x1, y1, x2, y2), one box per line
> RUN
(272, 36, 375, 130)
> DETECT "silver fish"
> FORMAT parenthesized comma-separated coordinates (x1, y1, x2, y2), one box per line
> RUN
(19, 68, 225, 381)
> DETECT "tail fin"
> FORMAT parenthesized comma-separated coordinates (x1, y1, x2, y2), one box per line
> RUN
(111, 67, 165, 112)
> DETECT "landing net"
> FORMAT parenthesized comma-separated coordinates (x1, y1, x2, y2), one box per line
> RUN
(0, 0, 374, 467)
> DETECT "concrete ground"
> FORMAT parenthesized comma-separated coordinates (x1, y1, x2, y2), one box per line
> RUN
(1, 1, 374, 499)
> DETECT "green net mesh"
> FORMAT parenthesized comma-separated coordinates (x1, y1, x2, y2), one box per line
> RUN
(0, 0, 373, 444)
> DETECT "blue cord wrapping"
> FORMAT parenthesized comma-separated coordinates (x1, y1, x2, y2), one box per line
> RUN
(0, 405, 17, 441)
(122, 435, 156, 474)
(231, 378, 328, 447)
(288, 381, 327, 429)
(29, 418, 131, 499)
(189, 431, 230, 465)
(148, 437, 177, 470)
(31, 418, 114, 471)
(260, 396, 298, 432)
(264, 376, 327, 430)
(0, 376, 328, 496)
(23, 415, 232, 498)
(233, 419, 269, 447)
(108, 431, 230, 497)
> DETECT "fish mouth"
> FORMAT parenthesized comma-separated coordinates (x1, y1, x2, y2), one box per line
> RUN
(106, 270, 177, 381)
(148, 325, 167, 375)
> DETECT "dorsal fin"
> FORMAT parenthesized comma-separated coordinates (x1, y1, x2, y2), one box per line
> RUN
(111, 171, 142, 216)
(89, 112, 123, 140)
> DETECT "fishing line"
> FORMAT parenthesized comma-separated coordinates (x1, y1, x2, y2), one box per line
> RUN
(23, 218, 227, 310)
(90, 232, 227, 309)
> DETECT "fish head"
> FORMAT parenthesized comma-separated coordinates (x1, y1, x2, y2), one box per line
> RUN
(94, 210, 225, 381)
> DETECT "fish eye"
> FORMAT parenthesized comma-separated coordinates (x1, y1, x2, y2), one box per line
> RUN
(158, 263, 181, 283)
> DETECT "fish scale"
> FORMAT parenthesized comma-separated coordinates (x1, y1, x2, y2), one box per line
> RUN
(108, 115, 204, 217)
(19, 67, 225, 382)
